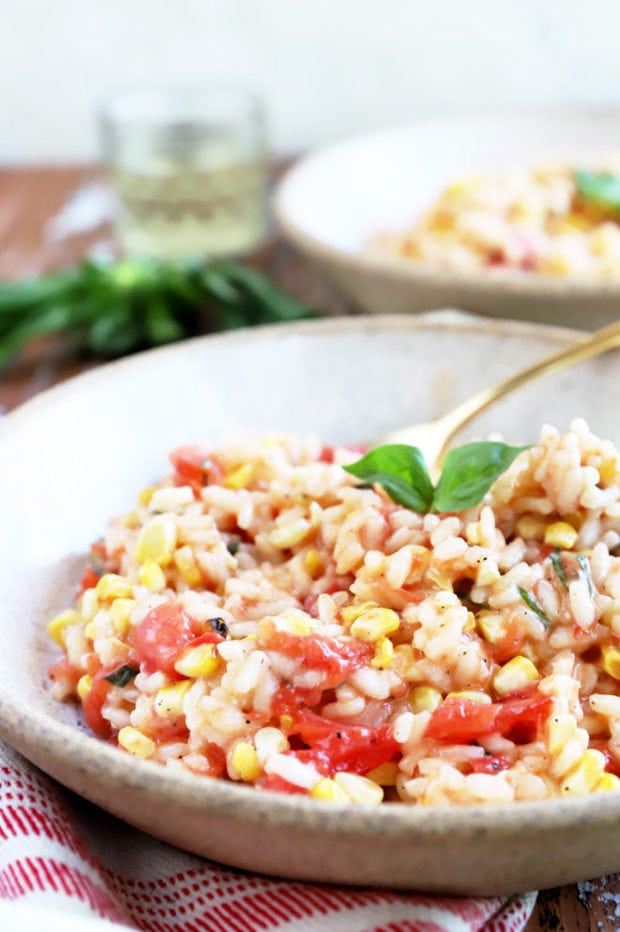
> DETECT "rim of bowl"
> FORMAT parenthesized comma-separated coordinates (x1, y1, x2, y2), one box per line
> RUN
(3, 312, 620, 837)
(273, 110, 620, 298)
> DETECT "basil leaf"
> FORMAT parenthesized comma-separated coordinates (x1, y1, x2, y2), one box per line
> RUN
(105, 664, 139, 687)
(550, 551, 569, 589)
(518, 587, 551, 629)
(432, 442, 528, 513)
(574, 169, 620, 214)
(577, 553, 594, 596)
(344, 444, 434, 513)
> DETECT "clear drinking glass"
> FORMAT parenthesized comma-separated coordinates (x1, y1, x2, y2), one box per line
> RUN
(99, 87, 268, 259)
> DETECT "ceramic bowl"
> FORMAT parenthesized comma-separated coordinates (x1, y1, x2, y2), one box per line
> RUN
(3, 312, 620, 896)
(274, 111, 620, 330)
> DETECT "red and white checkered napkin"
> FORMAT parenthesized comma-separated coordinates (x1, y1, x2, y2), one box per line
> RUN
(0, 741, 536, 932)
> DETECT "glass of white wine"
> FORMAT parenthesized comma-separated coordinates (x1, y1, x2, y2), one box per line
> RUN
(99, 86, 268, 259)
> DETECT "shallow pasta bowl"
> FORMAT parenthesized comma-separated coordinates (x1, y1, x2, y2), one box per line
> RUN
(3, 311, 620, 896)
(275, 110, 620, 329)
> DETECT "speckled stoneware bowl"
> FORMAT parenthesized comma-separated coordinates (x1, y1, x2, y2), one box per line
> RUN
(3, 312, 620, 896)
(274, 111, 620, 330)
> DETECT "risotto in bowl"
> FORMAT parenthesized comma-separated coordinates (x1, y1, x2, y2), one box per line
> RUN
(3, 312, 620, 894)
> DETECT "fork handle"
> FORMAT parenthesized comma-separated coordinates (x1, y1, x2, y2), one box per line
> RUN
(438, 317, 620, 449)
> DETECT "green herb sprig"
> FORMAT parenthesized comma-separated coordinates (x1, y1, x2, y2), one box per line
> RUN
(574, 169, 620, 215)
(518, 587, 551, 629)
(0, 257, 316, 369)
(105, 663, 139, 687)
(344, 441, 527, 514)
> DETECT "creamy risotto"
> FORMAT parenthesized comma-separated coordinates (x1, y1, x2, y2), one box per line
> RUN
(48, 420, 620, 806)
(370, 164, 620, 277)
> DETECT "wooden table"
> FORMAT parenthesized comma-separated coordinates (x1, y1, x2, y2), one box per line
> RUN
(0, 164, 617, 931)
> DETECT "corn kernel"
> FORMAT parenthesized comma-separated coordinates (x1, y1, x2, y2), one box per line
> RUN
(274, 612, 313, 636)
(118, 726, 156, 759)
(109, 598, 136, 635)
(544, 521, 578, 550)
(463, 611, 476, 632)
(409, 686, 442, 713)
(334, 771, 384, 805)
(96, 573, 133, 601)
(80, 588, 99, 622)
(138, 562, 167, 592)
(136, 517, 177, 566)
(84, 621, 96, 641)
(174, 643, 219, 678)
(77, 674, 93, 700)
(561, 749, 606, 796)
(516, 516, 548, 541)
(154, 680, 192, 717)
(350, 607, 400, 641)
(254, 727, 290, 764)
(547, 715, 577, 756)
(426, 565, 453, 591)
(366, 761, 399, 786)
(269, 519, 312, 549)
(310, 777, 350, 802)
(231, 741, 262, 781)
(493, 656, 539, 697)
(224, 463, 255, 490)
(47, 609, 82, 646)
(477, 611, 504, 645)
(173, 546, 202, 586)
(602, 645, 620, 681)
(601, 602, 620, 629)
(138, 485, 157, 506)
(596, 772, 620, 793)
(124, 510, 141, 529)
(447, 690, 492, 704)
(341, 601, 379, 624)
(304, 549, 324, 579)
(370, 637, 394, 669)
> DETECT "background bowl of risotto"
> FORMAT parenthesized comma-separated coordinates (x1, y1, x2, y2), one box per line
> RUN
(3, 311, 620, 895)
(275, 110, 620, 329)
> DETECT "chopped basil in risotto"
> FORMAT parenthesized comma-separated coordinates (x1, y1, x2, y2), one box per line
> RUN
(48, 420, 620, 805)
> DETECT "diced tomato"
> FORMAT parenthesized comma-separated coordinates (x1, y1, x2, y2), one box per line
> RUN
(259, 621, 373, 689)
(169, 445, 224, 495)
(284, 710, 400, 777)
(47, 658, 82, 693)
(77, 563, 100, 597)
(493, 692, 553, 744)
(262, 774, 309, 795)
(489, 615, 525, 665)
(144, 714, 189, 744)
(425, 697, 497, 743)
(272, 685, 325, 714)
(82, 673, 113, 739)
(318, 445, 334, 464)
(470, 753, 512, 774)
(134, 601, 203, 676)
(425, 691, 552, 745)
(589, 740, 620, 777)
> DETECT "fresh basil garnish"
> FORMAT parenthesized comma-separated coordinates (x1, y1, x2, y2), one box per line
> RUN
(432, 442, 528, 513)
(344, 444, 434, 513)
(105, 664, 139, 687)
(574, 169, 620, 214)
(344, 441, 526, 514)
(518, 587, 551, 629)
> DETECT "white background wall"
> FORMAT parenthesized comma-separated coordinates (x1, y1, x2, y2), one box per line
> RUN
(3, 0, 620, 162)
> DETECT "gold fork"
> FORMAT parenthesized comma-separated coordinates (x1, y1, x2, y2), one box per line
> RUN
(380, 317, 620, 476)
